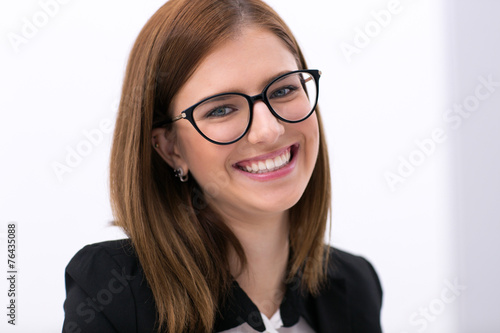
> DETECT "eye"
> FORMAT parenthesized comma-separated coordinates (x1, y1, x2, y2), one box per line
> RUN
(206, 105, 235, 118)
(269, 85, 297, 99)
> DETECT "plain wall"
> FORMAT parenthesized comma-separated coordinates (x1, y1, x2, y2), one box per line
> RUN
(448, 0, 500, 332)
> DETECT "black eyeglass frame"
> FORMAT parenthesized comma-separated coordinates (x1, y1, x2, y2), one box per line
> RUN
(153, 69, 321, 145)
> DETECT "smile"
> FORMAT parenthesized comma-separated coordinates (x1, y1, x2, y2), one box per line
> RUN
(234, 144, 297, 174)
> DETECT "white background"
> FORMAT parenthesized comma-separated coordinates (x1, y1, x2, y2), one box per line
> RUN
(0, 0, 499, 332)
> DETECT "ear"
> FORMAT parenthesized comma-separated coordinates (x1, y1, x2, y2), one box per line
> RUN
(152, 127, 188, 171)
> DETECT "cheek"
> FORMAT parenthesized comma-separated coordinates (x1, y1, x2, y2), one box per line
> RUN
(177, 130, 232, 187)
(180, 138, 212, 170)
(177, 126, 210, 168)
(302, 113, 320, 154)
(311, 114, 320, 140)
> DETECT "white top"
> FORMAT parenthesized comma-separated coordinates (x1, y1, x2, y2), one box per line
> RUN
(217, 309, 315, 333)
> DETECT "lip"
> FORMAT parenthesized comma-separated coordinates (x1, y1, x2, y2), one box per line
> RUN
(232, 143, 299, 181)
(234, 144, 296, 165)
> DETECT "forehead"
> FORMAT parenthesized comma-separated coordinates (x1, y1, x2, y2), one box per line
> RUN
(171, 27, 299, 112)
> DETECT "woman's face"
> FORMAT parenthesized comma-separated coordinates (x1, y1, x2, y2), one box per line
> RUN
(155, 27, 319, 223)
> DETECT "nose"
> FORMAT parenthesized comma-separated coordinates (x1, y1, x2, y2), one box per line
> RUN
(246, 100, 285, 144)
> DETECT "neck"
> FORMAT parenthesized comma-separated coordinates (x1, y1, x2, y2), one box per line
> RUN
(226, 211, 290, 319)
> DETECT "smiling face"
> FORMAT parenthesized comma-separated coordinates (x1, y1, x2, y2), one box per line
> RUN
(153, 26, 320, 225)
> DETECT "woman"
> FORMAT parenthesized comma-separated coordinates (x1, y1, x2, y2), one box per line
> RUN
(62, 0, 383, 332)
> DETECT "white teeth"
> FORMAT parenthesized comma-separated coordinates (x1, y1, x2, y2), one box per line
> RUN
(274, 155, 283, 168)
(265, 158, 275, 169)
(238, 148, 293, 174)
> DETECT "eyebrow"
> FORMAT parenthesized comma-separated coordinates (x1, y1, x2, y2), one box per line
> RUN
(195, 69, 297, 104)
(200, 94, 238, 103)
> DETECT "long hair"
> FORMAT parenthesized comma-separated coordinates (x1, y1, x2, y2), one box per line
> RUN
(110, 0, 331, 331)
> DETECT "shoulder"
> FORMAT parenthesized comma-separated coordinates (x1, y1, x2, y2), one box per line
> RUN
(329, 246, 383, 308)
(327, 246, 383, 296)
(303, 246, 383, 332)
(63, 239, 156, 333)
(65, 239, 139, 280)
(65, 239, 145, 309)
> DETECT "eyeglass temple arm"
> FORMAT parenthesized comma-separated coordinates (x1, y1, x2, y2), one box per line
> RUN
(153, 112, 185, 128)
(170, 113, 186, 123)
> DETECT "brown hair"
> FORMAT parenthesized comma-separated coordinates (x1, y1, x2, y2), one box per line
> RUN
(110, 0, 331, 331)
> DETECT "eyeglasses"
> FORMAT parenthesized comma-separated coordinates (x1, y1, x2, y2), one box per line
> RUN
(154, 69, 321, 145)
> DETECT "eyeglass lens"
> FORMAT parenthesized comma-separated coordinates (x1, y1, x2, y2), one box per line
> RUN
(192, 71, 317, 144)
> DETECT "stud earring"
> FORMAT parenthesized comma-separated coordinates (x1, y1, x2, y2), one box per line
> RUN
(154, 143, 159, 148)
(174, 168, 188, 182)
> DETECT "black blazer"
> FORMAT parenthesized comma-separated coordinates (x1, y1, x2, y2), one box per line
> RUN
(62, 239, 383, 332)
